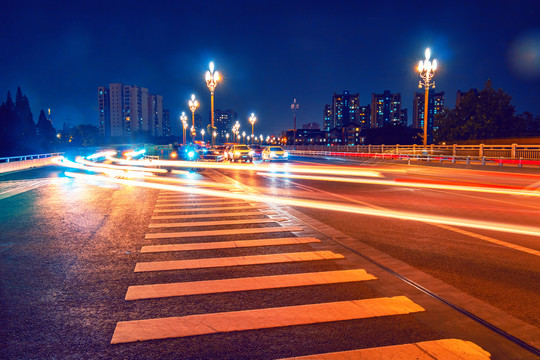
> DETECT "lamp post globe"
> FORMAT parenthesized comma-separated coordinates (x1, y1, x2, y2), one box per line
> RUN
(205, 61, 220, 145)
(188, 94, 199, 143)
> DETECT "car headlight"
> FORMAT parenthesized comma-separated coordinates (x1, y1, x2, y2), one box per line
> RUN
(171, 152, 177, 158)
(284, 152, 289, 157)
(188, 151, 195, 158)
(270, 152, 277, 157)
(234, 151, 240, 156)
(249, 151, 254, 156)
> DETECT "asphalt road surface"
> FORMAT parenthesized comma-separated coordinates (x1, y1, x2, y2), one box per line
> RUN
(1, 155, 539, 359)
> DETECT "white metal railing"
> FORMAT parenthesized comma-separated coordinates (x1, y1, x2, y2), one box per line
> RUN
(286, 148, 540, 168)
(287, 144, 540, 160)
(0, 152, 64, 163)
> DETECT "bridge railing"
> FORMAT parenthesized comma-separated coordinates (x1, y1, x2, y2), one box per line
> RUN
(285, 145, 540, 168)
(286, 144, 540, 160)
(0, 152, 64, 173)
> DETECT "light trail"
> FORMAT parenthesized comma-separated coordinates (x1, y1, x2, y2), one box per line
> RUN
(65, 171, 540, 240)
(257, 172, 540, 198)
(76, 157, 167, 174)
(107, 157, 385, 178)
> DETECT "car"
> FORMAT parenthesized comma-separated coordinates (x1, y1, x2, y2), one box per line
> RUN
(204, 145, 226, 161)
(249, 144, 263, 159)
(178, 144, 201, 161)
(227, 144, 253, 163)
(262, 146, 288, 161)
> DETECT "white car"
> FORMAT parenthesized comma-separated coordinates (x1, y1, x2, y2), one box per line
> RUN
(262, 146, 288, 161)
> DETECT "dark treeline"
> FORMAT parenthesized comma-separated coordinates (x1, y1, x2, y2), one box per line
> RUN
(0, 87, 100, 157)
(434, 80, 540, 143)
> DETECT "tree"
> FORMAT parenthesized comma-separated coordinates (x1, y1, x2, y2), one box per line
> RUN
(0, 92, 17, 155)
(36, 109, 57, 151)
(434, 80, 521, 143)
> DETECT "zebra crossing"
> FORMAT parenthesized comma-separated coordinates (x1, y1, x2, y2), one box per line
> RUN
(110, 181, 491, 358)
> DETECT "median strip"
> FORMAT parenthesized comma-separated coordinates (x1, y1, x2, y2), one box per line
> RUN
(110, 296, 424, 344)
(140, 237, 321, 253)
(145, 226, 303, 239)
(125, 269, 375, 300)
(134, 250, 343, 272)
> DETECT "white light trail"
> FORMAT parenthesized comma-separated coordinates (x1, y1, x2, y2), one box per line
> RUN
(65, 172, 540, 239)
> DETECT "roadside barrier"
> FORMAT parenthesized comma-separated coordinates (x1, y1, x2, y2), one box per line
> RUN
(0, 153, 64, 173)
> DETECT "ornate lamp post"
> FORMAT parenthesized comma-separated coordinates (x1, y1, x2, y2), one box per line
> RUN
(212, 131, 217, 145)
(205, 62, 220, 145)
(232, 121, 240, 144)
(226, 133, 229, 143)
(188, 94, 199, 143)
(242, 131, 246, 144)
(249, 113, 257, 143)
(418, 48, 437, 148)
(180, 112, 188, 145)
(201, 129, 205, 143)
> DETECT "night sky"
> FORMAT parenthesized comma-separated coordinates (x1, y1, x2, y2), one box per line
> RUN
(1, 0, 540, 136)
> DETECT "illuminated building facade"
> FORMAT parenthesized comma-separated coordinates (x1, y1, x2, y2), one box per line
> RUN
(214, 109, 237, 143)
(370, 90, 402, 128)
(412, 91, 445, 138)
(98, 83, 167, 137)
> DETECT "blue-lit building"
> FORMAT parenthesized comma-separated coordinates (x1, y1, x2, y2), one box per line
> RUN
(323, 91, 360, 130)
(413, 91, 445, 143)
(370, 90, 403, 128)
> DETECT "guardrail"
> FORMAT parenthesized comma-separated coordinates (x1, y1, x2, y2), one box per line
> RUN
(0, 153, 64, 173)
(287, 149, 540, 168)
(288, 144, 540, 160)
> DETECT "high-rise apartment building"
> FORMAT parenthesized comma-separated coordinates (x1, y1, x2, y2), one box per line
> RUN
(358, 105, 371, 129)
(370, 90, 402, 128)
(323, 105, 333, 131)
(98, 83, 166, 138)
(214, 109, 237, 143)
(412, 91, 445, 135)
(323, 91, 360, 130)
(98, 87, 110, 137)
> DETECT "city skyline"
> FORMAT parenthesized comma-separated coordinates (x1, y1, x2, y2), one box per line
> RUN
(1, 1, 539, 135)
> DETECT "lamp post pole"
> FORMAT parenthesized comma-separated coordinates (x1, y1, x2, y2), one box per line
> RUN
(205, 62, 220, 146)
(180, 112, 188, 145)
(291, 98, 299, 148)
(249, 113, 256, 144)
(417, 48, 437, 149)
(188, 94, 199, 143)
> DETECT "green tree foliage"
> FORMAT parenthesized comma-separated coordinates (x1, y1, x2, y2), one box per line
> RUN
(72, 124, 99, 147)
(36, 109, 57, 151)
(434, 80, 538, 142)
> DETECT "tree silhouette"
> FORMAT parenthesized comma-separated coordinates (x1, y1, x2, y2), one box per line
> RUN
(37, 109, 57, 151)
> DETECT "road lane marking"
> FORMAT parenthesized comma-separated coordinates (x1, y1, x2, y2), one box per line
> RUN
(145, 226, 303, 239)
(125, 269, 376, 300)
(0, 180, 50, 200)
(435, 224, 540, 257)
(110, 296, 424, 344)
(151, 211, 277, 219)
(148, 218, 286, 228)
(134, 250, 343, 272)
(278, 338, 491, 360)
(156, 197, 245, 203)
(153, 205, 267, 213)
(154, 200, 248, 207)
(140, 237, 321, 253)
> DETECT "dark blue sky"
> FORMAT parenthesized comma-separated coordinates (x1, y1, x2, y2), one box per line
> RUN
(1, 0, 539, 136)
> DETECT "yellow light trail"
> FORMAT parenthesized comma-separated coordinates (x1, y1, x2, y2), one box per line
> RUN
(108, 157, 385, 178)
(76, 157, 168, 174)
(256, 172, 540, 198)
(65, 172, 540, 239)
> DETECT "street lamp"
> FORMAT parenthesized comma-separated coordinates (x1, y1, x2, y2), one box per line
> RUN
(201, 129, 205, 143)
(188, 94, 199, 143)
(205, 61, 220, 145)
(249, 113, 257, 143)
(242, 131, 246, 144)
(291, 98, 299, 147)
(418, 48, 437, 148)
(232, 121, 240, 143)
(180, 112, 188, 145)
(237, 134, 241, 143)
(213, 131, 217, 145)
(226, 133, 229, 143)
